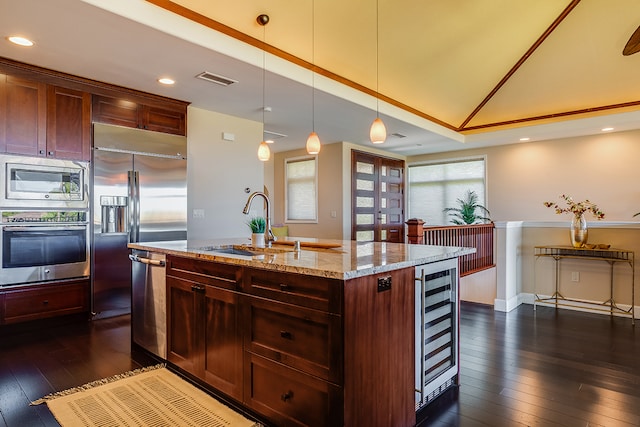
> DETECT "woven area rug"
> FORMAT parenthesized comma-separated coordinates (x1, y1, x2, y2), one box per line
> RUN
(32, 364, 260, 427)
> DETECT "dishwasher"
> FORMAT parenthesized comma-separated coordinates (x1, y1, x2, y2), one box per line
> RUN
(130, 249, 167, 359)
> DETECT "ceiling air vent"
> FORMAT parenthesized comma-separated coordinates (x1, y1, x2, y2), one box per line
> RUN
(196, 71, 237, 86)
(391, 133, 407, 138)
(264, 130, 288, 139)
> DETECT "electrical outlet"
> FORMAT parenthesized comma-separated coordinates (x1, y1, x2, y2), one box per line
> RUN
(377, 276, 392, 292)
(571, 271, 580, 282)
(193, 209, 205, 219)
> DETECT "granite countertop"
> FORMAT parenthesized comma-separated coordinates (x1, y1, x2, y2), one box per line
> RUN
(128, 237, 475, 280)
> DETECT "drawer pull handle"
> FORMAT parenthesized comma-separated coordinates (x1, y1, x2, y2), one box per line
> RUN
(280, 330, 293, 340)
(279, 283, 290, 291)
(42, 300, 49, 305)
(281, 390, 294, 402)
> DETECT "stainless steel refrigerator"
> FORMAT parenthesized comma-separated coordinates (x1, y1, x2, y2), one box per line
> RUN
(91, 123, 187, 319)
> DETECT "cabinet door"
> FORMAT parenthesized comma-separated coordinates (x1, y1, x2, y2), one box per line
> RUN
(92, 95, 139, 129)
(143, 105, 186, 136)
(46, 86, 91, 160)
(167, 276, 201, 374)
(203, 285, 242, 400)
(0, 75, 47, 155)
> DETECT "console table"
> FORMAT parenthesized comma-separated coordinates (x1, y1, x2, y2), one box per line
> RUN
(533, 246, 635, 325)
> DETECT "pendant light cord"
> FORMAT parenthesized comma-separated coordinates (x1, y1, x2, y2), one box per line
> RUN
(262, 24, 266, 129)
(311, 0, 316, 133)
(375, 0, 380, 119)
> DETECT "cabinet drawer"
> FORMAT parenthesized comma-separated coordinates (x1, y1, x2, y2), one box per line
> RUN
(2, 280, 89, 324)
(167, 256, 242, 291)
(245, 297, 342, 383)
(245, 353, 343, 427)
(244, 268, 341, 313)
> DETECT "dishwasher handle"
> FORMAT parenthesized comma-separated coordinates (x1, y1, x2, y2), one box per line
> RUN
(129, 254, 165, 267)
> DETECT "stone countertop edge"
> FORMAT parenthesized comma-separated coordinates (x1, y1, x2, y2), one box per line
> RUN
(128, 239, 476, 280)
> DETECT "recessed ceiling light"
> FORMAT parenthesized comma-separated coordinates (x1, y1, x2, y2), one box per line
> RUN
(7, 36, 34, 47)
(158, 77, 175, 85)
(601, 127, 614, 132)
(265, 139, 275, 144)
(519, 137, 530, 141)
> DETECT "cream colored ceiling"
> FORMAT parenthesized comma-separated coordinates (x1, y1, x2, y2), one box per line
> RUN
(162, 0, 640, 133)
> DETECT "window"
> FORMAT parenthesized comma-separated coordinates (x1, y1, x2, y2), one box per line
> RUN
(408, 157, 486, 225)
(285, 156, 318, 222)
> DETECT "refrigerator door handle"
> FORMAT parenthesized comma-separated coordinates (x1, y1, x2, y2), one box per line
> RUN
(128, 170, 140, 243)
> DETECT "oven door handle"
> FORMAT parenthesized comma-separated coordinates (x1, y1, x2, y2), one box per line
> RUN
(2, 225, 87, 231)
(128, 254, 165, 266)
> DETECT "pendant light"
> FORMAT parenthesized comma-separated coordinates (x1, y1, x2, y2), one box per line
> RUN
(257, 14, 271, 161)
(306, 0, 321, 155)
(369, 0, 386, 145)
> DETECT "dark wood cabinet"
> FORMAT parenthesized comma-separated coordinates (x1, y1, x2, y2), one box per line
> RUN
(92, 94, 186, 136)
(46, 85, 91, 160)
(0, 74, 46, 156)
(242, 267, 343, 426)
(0, 279, 90, 325)
(245, 353, 343, 427)
(0, 75, 90, 160)
(166, 256, 243, 400)
(165, 256, 416, 427)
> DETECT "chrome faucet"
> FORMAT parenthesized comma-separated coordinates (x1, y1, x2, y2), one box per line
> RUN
(242, 191, 276, 244)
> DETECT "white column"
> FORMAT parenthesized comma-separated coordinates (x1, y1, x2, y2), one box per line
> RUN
(494, 221, 523, 312)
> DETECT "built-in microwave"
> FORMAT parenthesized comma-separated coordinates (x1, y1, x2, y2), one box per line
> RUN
(0, 154, 89, 209)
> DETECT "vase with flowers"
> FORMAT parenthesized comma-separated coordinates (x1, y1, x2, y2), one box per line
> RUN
(543, 195, 605, 248)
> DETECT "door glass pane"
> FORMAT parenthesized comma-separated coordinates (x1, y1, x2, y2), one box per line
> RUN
(357, 162, 374, 174)
(356, 214, 374, 225)
(357, 179, 374, 191)
(357, 197, 374, 208)
(356, 230, 374, 241)
(381, 230, 387, 240)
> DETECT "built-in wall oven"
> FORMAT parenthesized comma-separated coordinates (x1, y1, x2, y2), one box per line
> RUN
(1, 154, 90, 286)
(1, 211, 90, 286)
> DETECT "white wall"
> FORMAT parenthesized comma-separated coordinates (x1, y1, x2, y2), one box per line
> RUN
(272, 141, 406, 239)
(408, 129, 640, 313)
(186, 107, 264, 240)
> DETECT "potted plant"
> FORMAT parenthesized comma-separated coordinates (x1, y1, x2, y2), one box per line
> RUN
(247, 216, 266, 247)
(443, 190, 491, 225)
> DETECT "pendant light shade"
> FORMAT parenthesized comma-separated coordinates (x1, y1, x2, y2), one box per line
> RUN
(306, 131, 321, 154)
(258, 140, 271, 161)
(370, 117, 387, 144)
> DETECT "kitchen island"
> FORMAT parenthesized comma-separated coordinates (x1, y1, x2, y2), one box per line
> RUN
(128, 238, 474, 427)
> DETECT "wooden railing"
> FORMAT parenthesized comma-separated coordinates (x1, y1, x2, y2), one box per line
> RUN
(406, 220, 495, 276)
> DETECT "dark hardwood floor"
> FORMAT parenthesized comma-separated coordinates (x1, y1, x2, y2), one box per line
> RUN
(1, 303, 639, 426)
(423, 303, 640, 427)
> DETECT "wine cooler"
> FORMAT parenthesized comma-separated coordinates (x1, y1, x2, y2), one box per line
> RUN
(415, 257, 459, 410)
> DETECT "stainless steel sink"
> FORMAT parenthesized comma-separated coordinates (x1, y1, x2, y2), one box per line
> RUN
(198, 245, 258, 256)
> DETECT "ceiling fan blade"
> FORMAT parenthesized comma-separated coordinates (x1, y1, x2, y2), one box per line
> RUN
(623, 25, 640, 55)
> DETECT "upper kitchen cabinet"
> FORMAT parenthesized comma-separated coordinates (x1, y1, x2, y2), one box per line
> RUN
(46, 85, 91, 161)
(92, 94, 186, 136)
(0, 74, 46, 156)
(0, 75, 91, 161)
